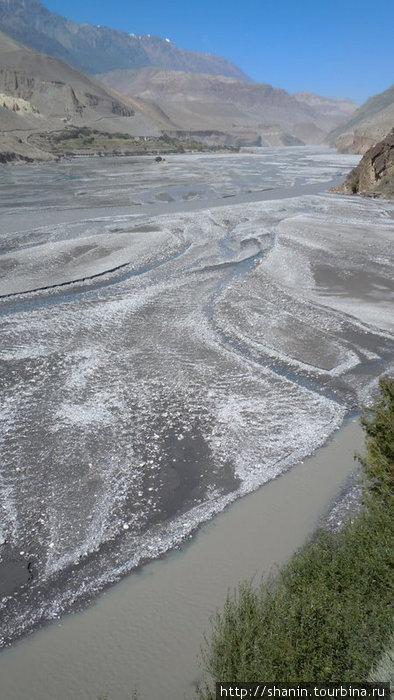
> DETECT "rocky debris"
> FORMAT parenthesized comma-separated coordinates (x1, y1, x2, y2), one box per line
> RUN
(0, 92, 39, 114)
(332, 128, 394, 198)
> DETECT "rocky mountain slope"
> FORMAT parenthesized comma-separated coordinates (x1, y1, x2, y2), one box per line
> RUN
(97, 67, 356, 145)
(0, 0, 358, 152)
(0, 29, 177, 161)
(332, 128, 394, 198)
(0, 0, 360, 156)
(328, 84, 394, 153)
(0, 0, 250, 79)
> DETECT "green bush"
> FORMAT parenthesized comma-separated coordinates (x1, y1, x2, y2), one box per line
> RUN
(359, 376, 394, 507)
(198, 377, 394, 697)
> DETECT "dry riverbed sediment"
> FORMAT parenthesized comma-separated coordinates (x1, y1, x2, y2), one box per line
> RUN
(0, 148, 393, 657)
(0, 418, 364, 700)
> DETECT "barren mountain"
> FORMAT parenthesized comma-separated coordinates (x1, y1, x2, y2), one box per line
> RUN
(328, 84, 394, 153)
(0, 0, 250, 79)
(0, 0, 359, 156)
(0, 0, 358, 152)
(96, 67, 356, 145)
(0, 29, 173, 161)
(294, 92, 356, 132)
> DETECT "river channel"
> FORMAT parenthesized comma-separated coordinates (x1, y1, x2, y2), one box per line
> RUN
(0, 147, 393, 697)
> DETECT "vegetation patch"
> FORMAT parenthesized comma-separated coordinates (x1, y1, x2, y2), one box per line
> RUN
(0, 151, 34, 164)
(198, 377, 393, 696)
(29, 128, 239, 157)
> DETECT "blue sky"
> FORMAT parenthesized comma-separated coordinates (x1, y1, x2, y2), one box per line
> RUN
(43, 0, 394, 104)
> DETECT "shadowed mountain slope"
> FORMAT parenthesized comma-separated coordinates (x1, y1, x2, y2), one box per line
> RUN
(0, 0, 250, 79)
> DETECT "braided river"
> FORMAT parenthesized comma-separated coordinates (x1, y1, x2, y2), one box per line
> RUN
(0, 147, 393, 698)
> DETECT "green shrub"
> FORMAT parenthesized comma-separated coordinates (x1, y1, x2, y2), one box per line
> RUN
(359, 376, 394, 507)
(198, 377, 394, 697)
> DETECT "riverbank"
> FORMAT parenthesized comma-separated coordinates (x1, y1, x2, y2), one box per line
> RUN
(1, 129, 239, 165)
(0, 417, 364, 700)
(198, 378, 393, 695)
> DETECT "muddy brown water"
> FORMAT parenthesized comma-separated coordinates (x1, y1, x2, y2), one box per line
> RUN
(0, 418, 363, 700)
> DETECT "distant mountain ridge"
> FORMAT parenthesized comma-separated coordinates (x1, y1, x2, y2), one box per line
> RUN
(0, 0, 361, 156)
(0, 0, 251, 79)
(293, 92, 356, 131)
(97, 67, 356, 143)
(0, 25, 356, 161)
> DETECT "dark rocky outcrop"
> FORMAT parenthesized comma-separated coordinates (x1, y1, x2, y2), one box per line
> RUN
(0, 150, 33, 163)
(332, 128, 394, 198)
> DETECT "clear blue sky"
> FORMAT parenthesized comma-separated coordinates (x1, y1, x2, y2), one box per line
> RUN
(43, 0, 394, 104)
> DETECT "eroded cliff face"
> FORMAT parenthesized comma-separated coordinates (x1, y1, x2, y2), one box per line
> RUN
(333, 130, 378, 155)
(333, 128, 394, 198)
